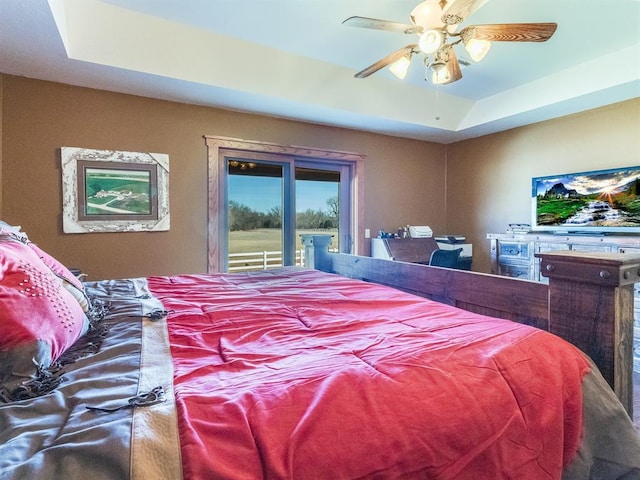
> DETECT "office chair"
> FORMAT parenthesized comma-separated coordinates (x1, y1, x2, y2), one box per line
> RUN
(428, 248, 462, 269)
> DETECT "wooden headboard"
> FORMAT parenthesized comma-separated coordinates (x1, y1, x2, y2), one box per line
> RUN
(310, 237, 639, 418)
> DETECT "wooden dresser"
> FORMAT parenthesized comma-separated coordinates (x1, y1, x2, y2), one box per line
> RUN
(487, 232, 640, 282)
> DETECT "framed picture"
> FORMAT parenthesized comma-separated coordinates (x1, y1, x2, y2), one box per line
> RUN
(62, 147, 170, 233)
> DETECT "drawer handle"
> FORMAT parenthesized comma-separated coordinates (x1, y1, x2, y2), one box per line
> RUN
(545, 264, 555, 272)
(599, 270, 611, 279)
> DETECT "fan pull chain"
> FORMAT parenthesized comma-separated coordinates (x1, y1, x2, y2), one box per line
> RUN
(434, 83, 441, 121)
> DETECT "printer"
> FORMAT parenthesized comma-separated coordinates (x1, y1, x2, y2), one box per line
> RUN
(408, 225, 433, 238)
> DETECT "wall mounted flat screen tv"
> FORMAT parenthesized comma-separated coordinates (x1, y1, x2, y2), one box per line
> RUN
(532, 165, 640, 234)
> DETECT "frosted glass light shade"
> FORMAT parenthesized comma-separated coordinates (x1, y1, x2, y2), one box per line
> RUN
(389, 56, 411, 79)
(430, 62, 450, 84)
(464, 38, 491, 62)
(419, 30, 444, 54)
(410, 0, 444, 28)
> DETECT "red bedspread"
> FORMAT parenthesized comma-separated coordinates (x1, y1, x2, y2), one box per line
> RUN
(147, 268, 590, 479)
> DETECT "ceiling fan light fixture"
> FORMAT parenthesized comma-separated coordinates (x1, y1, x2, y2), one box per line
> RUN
(419, 29, 444, 54)
(441, 13, 462, 34)
(429, 61, 450, 84)
(464, 38, 491, 62)
(389, 55, 412, 79)
(410, 0, 444, 29)
(345, 5, 557, 86)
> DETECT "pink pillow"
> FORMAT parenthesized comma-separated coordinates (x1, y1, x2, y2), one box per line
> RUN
(0, 238, 88, 396)
(28, 242, 90, 312)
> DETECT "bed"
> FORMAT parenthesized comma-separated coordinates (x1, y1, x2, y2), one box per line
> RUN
(1, 228, 639, 479)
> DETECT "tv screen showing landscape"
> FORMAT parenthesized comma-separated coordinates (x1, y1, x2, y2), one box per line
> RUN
(532, 165, 640, 233)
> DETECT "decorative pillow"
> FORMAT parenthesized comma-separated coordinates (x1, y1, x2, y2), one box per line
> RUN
(0, 238, 89, 397)
(27, 242, 91, 312)
(0, 221, 90, 312)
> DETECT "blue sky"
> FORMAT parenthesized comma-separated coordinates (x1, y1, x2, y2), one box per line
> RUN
(536, 169, 640, 196)
(229, 176, 338, 213)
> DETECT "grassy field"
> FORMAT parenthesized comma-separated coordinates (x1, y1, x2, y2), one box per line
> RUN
(228, 228, 337, 253)
(86, 171, 151, 196)
(536, 197, 586, 225)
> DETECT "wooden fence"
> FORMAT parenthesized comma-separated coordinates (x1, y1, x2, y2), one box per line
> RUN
(228, 250, 306, 271)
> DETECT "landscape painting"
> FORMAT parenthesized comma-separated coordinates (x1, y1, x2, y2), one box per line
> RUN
(61, 147, 170, 233)
(533, 166, 640, 231)
(82, 165, 154, 217)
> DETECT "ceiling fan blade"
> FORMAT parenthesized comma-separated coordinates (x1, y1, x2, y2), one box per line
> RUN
(342, 16, 421, 34)
(354, 45, 417, 79)
(443, 47, 463, 84)
(443, 0, 490, 20)
(461, 23, 558, 42)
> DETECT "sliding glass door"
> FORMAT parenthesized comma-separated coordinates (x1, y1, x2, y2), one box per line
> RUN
(206, 136, 365, 273)
(225, 156, 352, 272)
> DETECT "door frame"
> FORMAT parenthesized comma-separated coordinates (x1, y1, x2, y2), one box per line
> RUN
(205, 135, 366, 273)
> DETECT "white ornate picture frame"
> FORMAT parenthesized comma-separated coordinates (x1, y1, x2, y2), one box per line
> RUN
(61, 147, 170, 233)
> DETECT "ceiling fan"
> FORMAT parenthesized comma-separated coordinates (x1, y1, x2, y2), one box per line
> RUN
(343, 0, 557, 85)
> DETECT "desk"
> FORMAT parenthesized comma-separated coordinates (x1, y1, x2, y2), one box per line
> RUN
(372, 237, 472, 270)
(371, 237, 438, 263)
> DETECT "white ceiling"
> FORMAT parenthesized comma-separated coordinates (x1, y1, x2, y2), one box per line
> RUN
(1, 0, 639, 143)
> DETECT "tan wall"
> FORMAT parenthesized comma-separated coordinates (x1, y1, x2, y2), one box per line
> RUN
(446, 98, 640, 273)
(3, 74, 636, 279)
(0, 74, 446, 280)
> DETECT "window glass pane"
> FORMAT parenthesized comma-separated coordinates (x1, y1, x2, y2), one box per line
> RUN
(295, 167, 340, 252)
(227, 161, 283, 272)
(223, 159, 351, 272)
